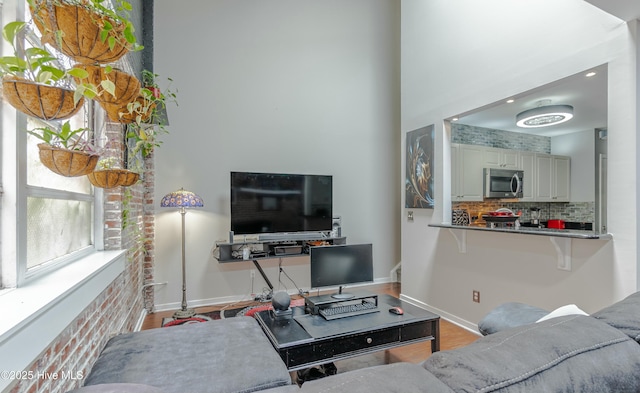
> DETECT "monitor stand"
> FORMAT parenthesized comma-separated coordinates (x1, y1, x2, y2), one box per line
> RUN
(331, 286, 355, 300)
(304, 291, 379, 315)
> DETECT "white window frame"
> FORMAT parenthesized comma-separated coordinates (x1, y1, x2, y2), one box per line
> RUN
(1, 0, 103, 289)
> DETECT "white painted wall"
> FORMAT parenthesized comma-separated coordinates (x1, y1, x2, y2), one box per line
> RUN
(152, 1, 400, 309)
(401, 0, 638, 330)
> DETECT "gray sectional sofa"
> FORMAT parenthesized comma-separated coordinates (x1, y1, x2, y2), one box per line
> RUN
(71, 291, 640, 393)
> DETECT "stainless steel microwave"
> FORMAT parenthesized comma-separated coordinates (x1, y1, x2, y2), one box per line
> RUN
(483, 168, 524, 198)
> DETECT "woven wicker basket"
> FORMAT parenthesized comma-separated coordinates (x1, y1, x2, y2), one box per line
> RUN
(73, 64, 141, 113)
(87, 169, 139, 188)
(2, 76, 84, 121)
(30, 2, 129, 64)
(38, 144, 99, 177)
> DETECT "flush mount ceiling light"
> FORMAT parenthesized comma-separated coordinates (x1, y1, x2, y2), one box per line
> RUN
(516, 103, 574, 128)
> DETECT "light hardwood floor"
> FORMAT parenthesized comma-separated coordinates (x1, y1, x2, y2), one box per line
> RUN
(142, 282, 480, 364)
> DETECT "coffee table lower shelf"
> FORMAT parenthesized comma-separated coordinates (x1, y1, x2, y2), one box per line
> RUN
(254, 294, 440, 371)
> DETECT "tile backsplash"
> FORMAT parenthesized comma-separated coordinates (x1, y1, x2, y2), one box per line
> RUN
(453, 123, 551, 154)
(453, 201, 595, 224)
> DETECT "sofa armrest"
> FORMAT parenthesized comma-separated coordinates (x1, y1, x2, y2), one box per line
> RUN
(592, 291, 640, 343)
(84, 317, 291, 393)
(424, 315, 640, 393)
(477, 302, 548, 335)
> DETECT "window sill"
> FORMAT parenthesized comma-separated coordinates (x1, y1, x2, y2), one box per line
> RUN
(0, 250, 125, 391)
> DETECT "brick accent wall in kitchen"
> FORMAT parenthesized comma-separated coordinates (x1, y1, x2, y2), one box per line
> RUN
(7, 122, 155, 393)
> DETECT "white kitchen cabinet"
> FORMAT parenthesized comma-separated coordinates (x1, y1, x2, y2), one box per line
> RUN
(483, 147, 520, 169)
(452, 144, 570, 202)
(553, 156, 571, 201)
(519, 151, 536, 201)
(535, 154, 571, 202)
(451, 144, 484, 201)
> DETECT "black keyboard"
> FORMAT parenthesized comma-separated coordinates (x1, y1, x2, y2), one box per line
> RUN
(319, 301, 379, 320)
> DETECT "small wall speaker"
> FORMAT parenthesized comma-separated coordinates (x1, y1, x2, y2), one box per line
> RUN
(331, 216, 342, 237)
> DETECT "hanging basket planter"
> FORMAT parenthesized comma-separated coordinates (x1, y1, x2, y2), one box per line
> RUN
(73, 64, 140, 120)
(30, 1, 129, 64)
(38, 143, 100, 177)
(87, 169, 139, 188)
(2, 76, 84, 121)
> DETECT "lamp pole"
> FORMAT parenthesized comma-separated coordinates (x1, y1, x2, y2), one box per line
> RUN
(173, 206, 195, 319)
(161, 188, 203, 320)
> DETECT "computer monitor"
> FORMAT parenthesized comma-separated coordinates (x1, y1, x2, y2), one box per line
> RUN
(310, 243, 374, 299)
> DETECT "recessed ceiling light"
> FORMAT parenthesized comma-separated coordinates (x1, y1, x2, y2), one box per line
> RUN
(585, 71, 596, 77)
(452, 117, 459, 122)
(516, 104, 574, 128)
(506, 99, 515, 103)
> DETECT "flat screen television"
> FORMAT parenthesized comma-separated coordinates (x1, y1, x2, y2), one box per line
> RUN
(230, 171, 332, 235)
(310, 243, 374, 299)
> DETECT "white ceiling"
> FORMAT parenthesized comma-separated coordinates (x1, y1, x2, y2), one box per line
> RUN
(584, 0, 640, 22)
(452, 1, 640, 139)
(452, 64, 608, 137)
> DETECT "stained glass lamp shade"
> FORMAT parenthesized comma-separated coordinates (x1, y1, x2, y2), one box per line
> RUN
(160, 188, 204, 209)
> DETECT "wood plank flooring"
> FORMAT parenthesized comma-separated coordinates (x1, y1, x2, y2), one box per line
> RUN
(141, 283, 480, 365)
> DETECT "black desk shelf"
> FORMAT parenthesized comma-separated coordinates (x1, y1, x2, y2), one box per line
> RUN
(214, 236, 347, 263)
(213, 236, 347, 293)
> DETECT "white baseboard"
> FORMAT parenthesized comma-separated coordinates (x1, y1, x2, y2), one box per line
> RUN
(153, 278, 392, 312)
(389, 261, 401, 282)
(399, 293, 481, 336)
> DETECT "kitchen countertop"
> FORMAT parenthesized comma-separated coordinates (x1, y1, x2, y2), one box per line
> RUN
(430, 222, 612, 240)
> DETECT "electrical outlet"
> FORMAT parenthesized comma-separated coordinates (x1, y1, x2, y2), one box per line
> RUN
(473, 290, 480, 303)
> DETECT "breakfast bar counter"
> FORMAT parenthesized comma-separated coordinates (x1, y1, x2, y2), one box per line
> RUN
(430, 222, 612, 240)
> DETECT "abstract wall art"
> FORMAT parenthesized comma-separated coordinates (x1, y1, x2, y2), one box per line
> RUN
(405, 125, 434, 208)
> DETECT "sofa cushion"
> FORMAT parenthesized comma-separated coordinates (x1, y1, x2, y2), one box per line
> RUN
(592, 291, 640, 343)
(84, 317, 292, 393)
(477, 302, 548, 335)
(270, 363, 453, 393)
(424, 315, 640, 392)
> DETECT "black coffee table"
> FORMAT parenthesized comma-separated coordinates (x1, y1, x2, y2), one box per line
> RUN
(254, 293, 440, 371)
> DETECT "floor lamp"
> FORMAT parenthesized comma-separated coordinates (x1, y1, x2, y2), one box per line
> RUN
(160, 188, 204, 319)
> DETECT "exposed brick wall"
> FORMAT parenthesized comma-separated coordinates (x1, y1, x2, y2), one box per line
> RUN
(8, 122, 156, 393)
(143, 150, 156, 311)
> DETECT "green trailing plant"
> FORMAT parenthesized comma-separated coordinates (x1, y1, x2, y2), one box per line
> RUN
(27, 120, 96, 152)
(126, 124, 159, 159)
(125, 70, 178, 158)
(122, 188, 150, 261)
(0, 21, 116, 104)
(0, 21, 75, 85)
(95, 156, 121, 170)
(142, 70, 178, 111)
(72, 63, 117, 104)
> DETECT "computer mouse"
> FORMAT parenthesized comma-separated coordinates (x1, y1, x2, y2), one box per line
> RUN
(389, 306, 404, 315)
